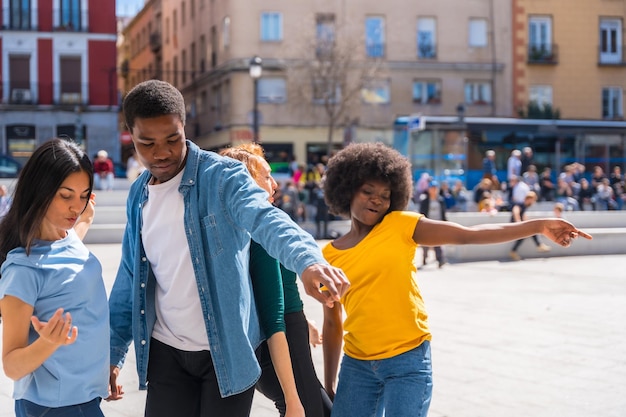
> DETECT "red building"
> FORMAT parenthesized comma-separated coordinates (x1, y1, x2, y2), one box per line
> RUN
(0, 0, 119, 166)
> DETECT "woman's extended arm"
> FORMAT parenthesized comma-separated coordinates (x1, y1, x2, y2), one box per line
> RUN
(413, 216, 592, 248)
(249, 241, 304, 417)
(266, 332, 305, 417)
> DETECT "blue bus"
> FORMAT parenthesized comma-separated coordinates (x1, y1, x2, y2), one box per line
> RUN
(393, 115, 626, 190)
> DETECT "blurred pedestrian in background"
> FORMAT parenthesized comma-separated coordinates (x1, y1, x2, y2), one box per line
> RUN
(419, 180, 447, 268)
(93, 149, 114, 191)
(0, 184, 12, 219)
(509, 191, 552, 261)
(126, 148, 146, 182)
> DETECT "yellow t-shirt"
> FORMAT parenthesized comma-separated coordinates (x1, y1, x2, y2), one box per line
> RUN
(322, 211, 431, 360)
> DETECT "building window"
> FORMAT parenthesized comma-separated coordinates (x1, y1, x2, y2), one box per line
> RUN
(361, 79, 390, 104)
(529, 85, 553, 109)
(181, 49, 187, 84)
(173, 56, 178, 87)
(417, 17, 437, 59)
(602, 87, 623, 119)
(257, 78, 287, 104)
(165, 17, 170, 44)
(312, 79, 340, 104)
(413, 80, 442, 104)
(528, 16, 552, 61)
(212, 84, 221, 119)
(600, 18, 622, 64)
(9, 55, 31, 104)
(199, 35, 206, 72)
(191, 42, 196, 78)
(165, 62, 171, 84)
(181, 1, 186, 26)
(9, 0, 31, 30)
(59, 0, 81, 30)
(211, 26, 217, 67)
(464, 81, 492, 105)
(222, 80, 231, 116)
(365, 16, 385, 57)
(197, 90, 207, 115)
(57, 124, 86, 144)
(316, 13, 335, 57)
(469, 18, 488, 48)
(222, 16, 231, 48)
(261, 12, 282, 42)
(6, 124, 36, 162)
(60, 56, 81, 104)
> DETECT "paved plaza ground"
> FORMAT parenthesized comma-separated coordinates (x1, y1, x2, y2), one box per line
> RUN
(0, 244, 624, 417)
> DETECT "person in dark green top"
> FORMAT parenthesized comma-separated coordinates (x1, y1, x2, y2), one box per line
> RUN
(220, 144, 330, 417)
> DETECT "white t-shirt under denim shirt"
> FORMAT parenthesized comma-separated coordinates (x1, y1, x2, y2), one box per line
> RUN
(0, 229, 109, 407)
(143, 169, 210, 351)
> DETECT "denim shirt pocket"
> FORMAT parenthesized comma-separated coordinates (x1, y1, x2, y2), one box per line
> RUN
(201, 214, 223, 258)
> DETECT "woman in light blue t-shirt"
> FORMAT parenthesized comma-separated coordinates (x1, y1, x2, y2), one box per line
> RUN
(0, 139, 111, 417)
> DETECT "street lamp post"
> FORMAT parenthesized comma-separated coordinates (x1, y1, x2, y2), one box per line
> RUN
(249, 56, 263, 143)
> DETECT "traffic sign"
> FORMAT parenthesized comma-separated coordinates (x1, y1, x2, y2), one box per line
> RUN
(408, 113, 425, 131)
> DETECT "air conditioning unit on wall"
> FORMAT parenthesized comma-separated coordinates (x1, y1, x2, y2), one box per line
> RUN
(61, 92, 81, 104)
(11, 89, 32, 104)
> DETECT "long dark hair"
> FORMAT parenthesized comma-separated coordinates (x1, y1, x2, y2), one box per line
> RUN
(0, 138, 93, 268)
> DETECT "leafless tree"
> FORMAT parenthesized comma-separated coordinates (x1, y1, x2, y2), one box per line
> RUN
(287, 28, 386, 158)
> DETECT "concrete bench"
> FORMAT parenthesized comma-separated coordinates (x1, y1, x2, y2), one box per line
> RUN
(83, 223, 126, 245)
(444, 210, 626, 262)
(448, 210, 626, 228)
(444, 227, 626, 263)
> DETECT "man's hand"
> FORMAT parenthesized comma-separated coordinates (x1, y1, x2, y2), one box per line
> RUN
(301, 264, 349, 307)
(106, 366, 124, 401)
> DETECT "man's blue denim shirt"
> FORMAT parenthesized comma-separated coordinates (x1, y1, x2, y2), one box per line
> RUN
(109, 141, 326, 397)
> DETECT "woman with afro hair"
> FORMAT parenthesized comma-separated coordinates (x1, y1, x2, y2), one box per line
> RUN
(321, 142, 591, 417)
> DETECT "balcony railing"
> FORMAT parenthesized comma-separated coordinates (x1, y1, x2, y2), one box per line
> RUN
(418, 43, 437, 59)
(366, 43, 385, 58)
(527, 44, 558, 64)
(0, 7, 88, 32)
(598, 46, 626, 66)
(150, 32, 162, 53)
(1, 83, 117, 107)
(6, 89, 83, 105)
(9, 88, 34, 104)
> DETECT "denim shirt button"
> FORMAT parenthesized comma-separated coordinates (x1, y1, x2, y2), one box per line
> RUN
(141, 340, 146, 345)
(141, 257, 147, 262)
(141, 283, 146, 288)
(141, 310, 145, 314)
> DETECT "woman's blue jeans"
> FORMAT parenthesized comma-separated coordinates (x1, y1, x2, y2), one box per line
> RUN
(331, 341, 433, 417)
(15, 398, 104, 417)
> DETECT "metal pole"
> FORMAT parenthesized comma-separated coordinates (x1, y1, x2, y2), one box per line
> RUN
(253, 78, 259, 143)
